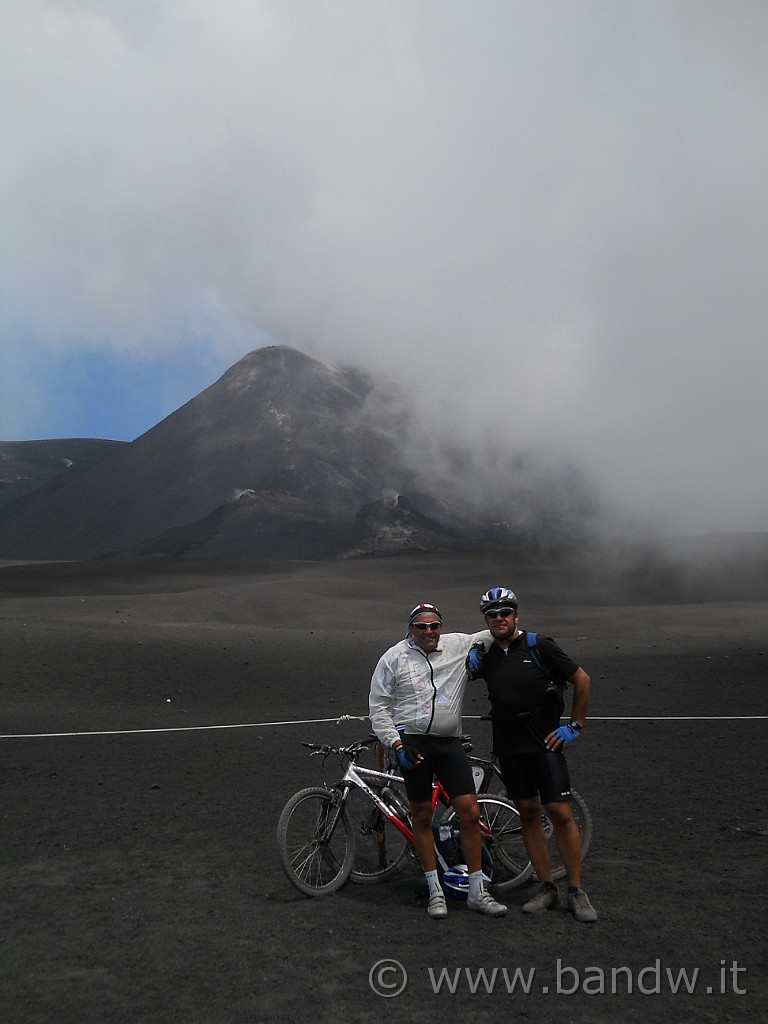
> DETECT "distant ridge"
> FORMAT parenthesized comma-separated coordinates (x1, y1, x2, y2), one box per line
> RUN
(0, 438, 126, 510)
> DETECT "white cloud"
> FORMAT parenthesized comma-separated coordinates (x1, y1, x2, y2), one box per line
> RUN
(2, 0, 767, 532)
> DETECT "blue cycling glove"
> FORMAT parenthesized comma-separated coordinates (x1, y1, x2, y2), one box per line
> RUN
(465, 642, 485, 674)
(395, 744, 420, 770)
(553, 722, 581, 745)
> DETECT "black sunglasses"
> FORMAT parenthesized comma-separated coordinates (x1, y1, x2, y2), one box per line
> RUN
(411, 622, 442, 631)
(485, 607, 516, 619)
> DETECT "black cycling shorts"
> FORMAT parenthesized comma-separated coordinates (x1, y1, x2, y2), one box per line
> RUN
(400, 734, 476, 804)
(496, 749, 572, 805)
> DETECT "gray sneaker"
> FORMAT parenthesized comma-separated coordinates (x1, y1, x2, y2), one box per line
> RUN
(467, 891, 507, 917)
(522, 884, 559, 914)
(428, 892, 448, 919)
(567, 888, 598, 923)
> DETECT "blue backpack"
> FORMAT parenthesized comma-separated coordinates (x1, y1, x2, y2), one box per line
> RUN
(523, 631, 566, 715)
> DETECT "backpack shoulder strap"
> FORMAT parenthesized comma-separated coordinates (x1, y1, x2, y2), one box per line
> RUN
(524, 631, 546, 674)
(524, 631, 565, 689)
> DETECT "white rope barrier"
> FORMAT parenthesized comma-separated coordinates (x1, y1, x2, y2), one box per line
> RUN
(2, 712, 767, 740)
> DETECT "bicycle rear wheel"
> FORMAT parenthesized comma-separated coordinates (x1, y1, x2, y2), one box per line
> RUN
(543, 788, 593, 881)
(469, 758, 592, 881)
(276, 787, 355, 896)
(345, 787, 412, 884)
(444, 795, 533, 891)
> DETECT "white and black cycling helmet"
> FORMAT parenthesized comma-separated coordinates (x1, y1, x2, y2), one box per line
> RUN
(408, 602, 442, 625)
(479, 587, 518, 614)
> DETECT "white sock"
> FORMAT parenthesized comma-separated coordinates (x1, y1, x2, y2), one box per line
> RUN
(468, 870, 486, 900)
(425, 870, 443, 897)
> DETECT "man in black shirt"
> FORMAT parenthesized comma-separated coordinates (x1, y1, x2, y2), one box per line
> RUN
(469, 586, 598, 923)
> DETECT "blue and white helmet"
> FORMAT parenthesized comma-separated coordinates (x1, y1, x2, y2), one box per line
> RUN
(440, 865, 493, 900)
(479, 587, 518, 614)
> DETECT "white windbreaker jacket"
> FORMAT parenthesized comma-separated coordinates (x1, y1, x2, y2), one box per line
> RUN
(369, 631, 490, 749)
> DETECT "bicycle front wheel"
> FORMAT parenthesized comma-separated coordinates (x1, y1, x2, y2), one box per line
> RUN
(444, 795, 533, 891)
(276, 787, 355, 896)
(345, 787, 412, 884)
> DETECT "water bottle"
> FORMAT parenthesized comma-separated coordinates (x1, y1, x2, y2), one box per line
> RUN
(381, 786, 408, 821)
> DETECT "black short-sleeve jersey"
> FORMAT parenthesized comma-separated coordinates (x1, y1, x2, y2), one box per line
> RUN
(482, 631, 579, 755)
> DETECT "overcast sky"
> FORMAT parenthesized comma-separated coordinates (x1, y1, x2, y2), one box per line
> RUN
(2, 0, 766, 535)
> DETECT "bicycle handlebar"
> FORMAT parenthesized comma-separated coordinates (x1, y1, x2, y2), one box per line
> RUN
(301, 737, 379, 759)
(300, 734, 475, 759)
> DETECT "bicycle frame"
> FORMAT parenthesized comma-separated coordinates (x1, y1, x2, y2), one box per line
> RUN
(468, 753, 502, 794)
(319, 745, 493, 846)
(338, 760, 415, 841)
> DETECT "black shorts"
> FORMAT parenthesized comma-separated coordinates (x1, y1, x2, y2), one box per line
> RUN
(497, 750, 572, 805)
(400, 734, 476, 804)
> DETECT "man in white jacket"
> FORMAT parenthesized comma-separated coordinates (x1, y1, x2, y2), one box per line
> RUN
(368, 602, 506, 920)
